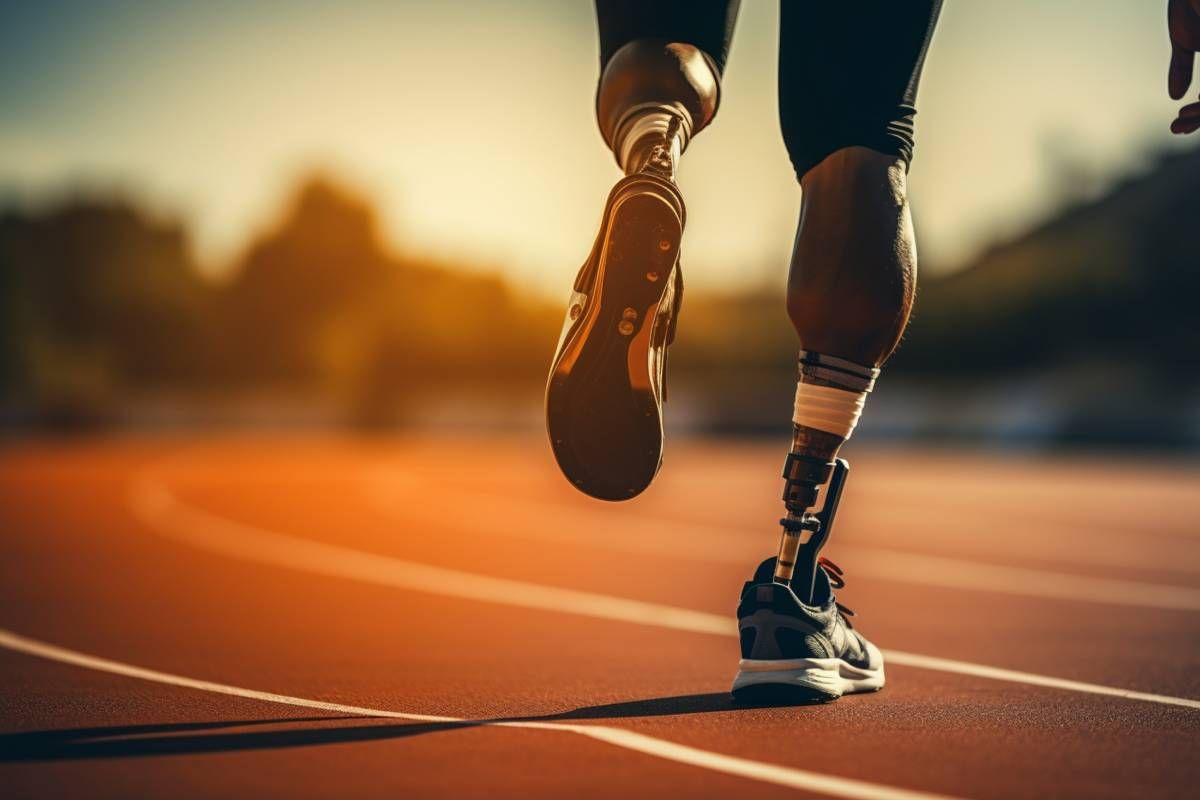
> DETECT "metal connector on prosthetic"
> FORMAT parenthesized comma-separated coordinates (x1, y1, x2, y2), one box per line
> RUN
(611, 104, 687, 177)
(773, 456, 849, 603)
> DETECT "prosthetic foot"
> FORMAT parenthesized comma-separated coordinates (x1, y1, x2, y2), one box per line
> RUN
(546, 40, 718, 500)
(732, 554, 884, 704)
(545, 160, 685, 500)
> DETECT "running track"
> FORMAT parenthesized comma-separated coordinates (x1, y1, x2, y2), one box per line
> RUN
(1, 436, 1197, 798)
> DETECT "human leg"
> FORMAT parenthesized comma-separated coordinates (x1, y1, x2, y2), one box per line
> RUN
(774, 0, 941, 600)
(593, 0, 737, 173)
(733, 0, 941, 703)
(545, 2, 739, 499)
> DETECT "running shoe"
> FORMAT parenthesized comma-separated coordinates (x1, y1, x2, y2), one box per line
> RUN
(732, 555, 884, 703)
(545, 167, 684, 501)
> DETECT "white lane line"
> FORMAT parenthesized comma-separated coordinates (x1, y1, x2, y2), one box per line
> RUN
(132, 479, 726, 637)
(365, 472, 1200, 612)
(0, 628, 960, 800)
(129, 476, 1200, 711)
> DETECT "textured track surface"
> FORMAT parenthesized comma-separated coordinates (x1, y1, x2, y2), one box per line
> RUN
(1, 436, 1198, 799)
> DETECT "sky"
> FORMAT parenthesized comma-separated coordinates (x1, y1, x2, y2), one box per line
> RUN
(0, 0, 1194, 297)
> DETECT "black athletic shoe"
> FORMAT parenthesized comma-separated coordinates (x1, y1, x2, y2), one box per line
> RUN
(545, 170, 684, 501)
(732, 556, 885, 704)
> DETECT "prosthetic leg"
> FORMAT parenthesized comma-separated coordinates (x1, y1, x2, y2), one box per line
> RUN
(768, 144, 915, 604)
(546, 40, 720, 499)
(733, 0, 934, 698)
(774, 352, 878, 602)
(732, 348, 886, 701)
(733, 149, 916, 699)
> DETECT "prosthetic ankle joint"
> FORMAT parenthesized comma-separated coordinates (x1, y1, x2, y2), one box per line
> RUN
(775, 456, 849, 599)
(611, 104, 688, 177)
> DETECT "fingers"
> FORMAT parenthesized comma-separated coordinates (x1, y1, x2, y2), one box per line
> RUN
(1171, 100, 1200, 134)
(1169, 43, 1195, 100)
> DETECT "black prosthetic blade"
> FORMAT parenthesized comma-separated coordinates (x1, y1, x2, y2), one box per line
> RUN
(793, 457, 850, 603)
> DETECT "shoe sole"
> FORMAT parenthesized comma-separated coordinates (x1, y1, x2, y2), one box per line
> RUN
(731, 643, 886, 704)
(546, 184, 683, 501)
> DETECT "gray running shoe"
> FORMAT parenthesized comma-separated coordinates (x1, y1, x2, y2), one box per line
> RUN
(732, 556, 884, 703)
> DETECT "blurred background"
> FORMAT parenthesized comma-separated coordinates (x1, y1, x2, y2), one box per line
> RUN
(1, 0, 1197, 449)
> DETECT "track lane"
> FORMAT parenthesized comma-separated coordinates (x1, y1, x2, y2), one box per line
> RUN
(2, 437, 1199, 798)
(363, 470, 1200, 609)
(1, 631, 972, 800)
(363, 444, 1200, 580)
(158, 445, 1200, 698)
(0, 449, 819, 799)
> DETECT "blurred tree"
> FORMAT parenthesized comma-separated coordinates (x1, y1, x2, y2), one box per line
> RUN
(0, 201, 208, 425)
(893, 145, 1200, 377)
(216, 174, 558, 424)
(2, 145, 1192, 440)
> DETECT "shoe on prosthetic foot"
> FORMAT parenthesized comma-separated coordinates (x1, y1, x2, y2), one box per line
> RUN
(546, 41, 717, 500)
(732, 555, 884, 704)
(732, 457, 885, 703)
(545, 157, 684, 500)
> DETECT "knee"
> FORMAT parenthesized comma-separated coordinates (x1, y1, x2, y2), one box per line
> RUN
(780, 89, 918, 181)
(596, 39, 720, 150)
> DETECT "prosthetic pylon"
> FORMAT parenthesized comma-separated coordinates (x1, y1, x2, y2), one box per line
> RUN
(773, 456, 849, 602)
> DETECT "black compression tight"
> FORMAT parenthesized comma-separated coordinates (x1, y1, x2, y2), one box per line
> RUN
(595, 0, 942, 178)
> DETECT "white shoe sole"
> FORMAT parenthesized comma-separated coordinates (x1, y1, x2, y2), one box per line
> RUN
(731, 641, 885, 702)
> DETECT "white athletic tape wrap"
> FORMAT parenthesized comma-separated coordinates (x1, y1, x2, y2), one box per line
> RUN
(792, 381, 868, 439)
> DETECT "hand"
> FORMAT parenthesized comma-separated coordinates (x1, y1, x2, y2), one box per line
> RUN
(1168, 0, 1200, 133)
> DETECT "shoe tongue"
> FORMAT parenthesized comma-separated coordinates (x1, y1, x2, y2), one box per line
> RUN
(751, 556, 835, 608)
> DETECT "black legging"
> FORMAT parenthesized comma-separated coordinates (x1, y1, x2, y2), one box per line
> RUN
(596, 0, 942, 179)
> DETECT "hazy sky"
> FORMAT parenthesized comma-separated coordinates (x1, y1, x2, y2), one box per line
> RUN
(0, 1, 1193, 296)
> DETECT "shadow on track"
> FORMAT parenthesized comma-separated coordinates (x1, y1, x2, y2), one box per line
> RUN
(540, 691, 825, 719)
(0, 693, 823, 761)
(0, 717, 474, 761)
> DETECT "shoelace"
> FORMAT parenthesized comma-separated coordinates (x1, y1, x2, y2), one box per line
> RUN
(818, 557, 856, 626)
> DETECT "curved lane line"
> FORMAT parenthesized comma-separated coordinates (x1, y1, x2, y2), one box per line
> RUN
(128, 475, 1200, 711)
(365, 470, 1200, 611)
(0, 629, 963, 800)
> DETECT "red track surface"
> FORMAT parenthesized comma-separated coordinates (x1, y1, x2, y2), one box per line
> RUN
(1, 436, 1198, 798)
